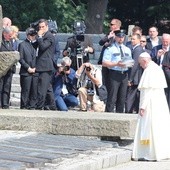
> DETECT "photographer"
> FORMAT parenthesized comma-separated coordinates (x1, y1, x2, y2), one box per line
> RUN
(53, 57, 78, 111)
(63, 21, 94, 71)
(76, 62, 106, 112)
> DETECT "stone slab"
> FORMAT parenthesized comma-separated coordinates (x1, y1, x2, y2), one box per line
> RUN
(0, 109, 137, 138)
(0, 152, 50, 168)
(0, 51, 20, 78)
(0, 160, 26, 170)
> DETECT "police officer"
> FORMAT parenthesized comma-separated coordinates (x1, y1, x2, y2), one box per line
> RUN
(102, 30, 132, 113)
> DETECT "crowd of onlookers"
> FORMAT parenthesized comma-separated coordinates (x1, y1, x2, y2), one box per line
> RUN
(0, 17, 170, 113)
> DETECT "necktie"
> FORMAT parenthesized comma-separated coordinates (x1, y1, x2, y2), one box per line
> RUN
(6, 41, 10, 47)
(119, 46, 124, 59)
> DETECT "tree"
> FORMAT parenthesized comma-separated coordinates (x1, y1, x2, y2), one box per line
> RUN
(85, 0, 108, 33)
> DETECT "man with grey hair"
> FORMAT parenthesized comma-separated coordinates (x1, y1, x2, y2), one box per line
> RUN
(150, 33, 170, 65)
(53, 57, 78, 111)
(132, 52, 170, 161)
(0, 26, 15, 109)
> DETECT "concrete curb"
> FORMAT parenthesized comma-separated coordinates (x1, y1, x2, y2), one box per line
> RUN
(0, 109, 137, 138)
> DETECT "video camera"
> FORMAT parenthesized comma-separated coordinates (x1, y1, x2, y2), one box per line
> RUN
(73, 21, 86, 42)
(30, 18, 58, 33)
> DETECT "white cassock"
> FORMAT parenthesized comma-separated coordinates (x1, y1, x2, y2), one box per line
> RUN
(132, 61, 170, 161)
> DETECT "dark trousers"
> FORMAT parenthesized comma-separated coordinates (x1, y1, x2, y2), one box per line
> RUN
(105, 70, 128, 113)
(102, 66, 110, 92)
(125, 85, 140, 113)
(36, 71, 53, 109)
(0, 69, 13, 108)
(165, 87, 170, 110)
(20, 75, 38, 109)
(44, 83, 56, 110)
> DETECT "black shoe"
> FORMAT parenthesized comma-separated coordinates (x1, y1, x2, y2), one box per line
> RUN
(44, 106, 50, 110)
(2, 106, 9, 109)
(44, 106, 56, 111)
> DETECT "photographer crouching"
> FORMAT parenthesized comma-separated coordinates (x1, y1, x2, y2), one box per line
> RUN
(53, 57, 78, 111)
(76, 62, 106, 112)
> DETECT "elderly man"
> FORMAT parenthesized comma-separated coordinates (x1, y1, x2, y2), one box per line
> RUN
(150, 33, 170, 65)
(2, 17, 12, 28)
(132, 52, 170, 161)
(0, 27, 15, 109)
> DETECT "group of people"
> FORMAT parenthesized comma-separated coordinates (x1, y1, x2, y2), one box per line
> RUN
(99, 18, 170, 162)
(101, 18, 170, 114)
(1, 16, 170, 162)
(0, 18, 106, 112)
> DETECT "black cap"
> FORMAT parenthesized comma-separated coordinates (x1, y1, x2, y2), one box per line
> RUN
(26, 27, 37, 36)
(114, 29, 126, 37)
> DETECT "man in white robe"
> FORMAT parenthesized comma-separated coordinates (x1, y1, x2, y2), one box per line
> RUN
(132, 52, 170, 161)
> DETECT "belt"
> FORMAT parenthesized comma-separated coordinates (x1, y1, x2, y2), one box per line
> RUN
(111, 70, 128, 74)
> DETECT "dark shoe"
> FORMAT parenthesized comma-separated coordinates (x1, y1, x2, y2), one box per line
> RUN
(44, 106, 50, 110)
(44, 106, 56, 111)
(28, 107, 36, 110)
(2, 106, 9, 109)
(79, 109, 87, 112)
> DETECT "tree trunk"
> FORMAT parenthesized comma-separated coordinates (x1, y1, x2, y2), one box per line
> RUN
(85, 0, 108, 34)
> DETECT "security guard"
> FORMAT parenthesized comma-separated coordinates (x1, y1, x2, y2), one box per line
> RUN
(102, 30, 132, 113)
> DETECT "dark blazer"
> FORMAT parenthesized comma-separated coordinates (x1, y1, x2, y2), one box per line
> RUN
(18, 39, 38, 76)
(146, 37, 162, 51)
(162, 51, 170, 85)
(36, 31, 55, 72)
(150, 44, 163, 64)
(128, 45, 144, 85)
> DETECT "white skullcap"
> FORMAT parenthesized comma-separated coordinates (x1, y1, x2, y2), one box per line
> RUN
(139, 52, 151, 58)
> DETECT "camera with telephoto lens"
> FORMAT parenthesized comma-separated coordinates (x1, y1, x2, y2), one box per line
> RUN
(86, 79, 94, 96)
(86, 66, 91, 72)
(63, 66, 70, 71)
(59, 66, 70, 75)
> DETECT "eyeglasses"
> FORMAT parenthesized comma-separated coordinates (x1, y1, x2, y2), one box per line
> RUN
(140, 40, 146, 43)
(110, 23, 116, 26)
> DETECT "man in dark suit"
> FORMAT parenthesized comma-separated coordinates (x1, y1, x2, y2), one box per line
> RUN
(18, 27, 38, 109)
(0, 27, 16, 109)
(150, 33, 170, 65)
(125, 34, 144, 113)
(36, 19, 55, 110)
(146, 26, 162, 51)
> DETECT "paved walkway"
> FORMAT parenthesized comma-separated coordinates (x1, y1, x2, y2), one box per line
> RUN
(104, 159, 170, 170)
(0, 131, 133, 170)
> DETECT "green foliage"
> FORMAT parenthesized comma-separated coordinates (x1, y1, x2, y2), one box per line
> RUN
(0, 0, 87, 32)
